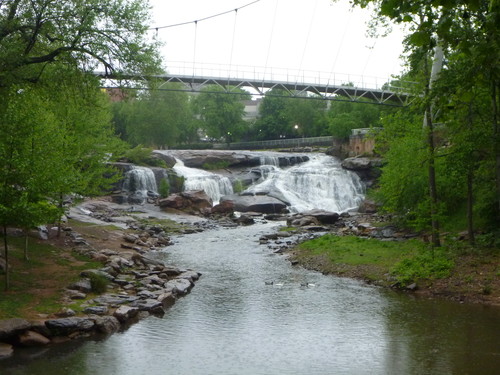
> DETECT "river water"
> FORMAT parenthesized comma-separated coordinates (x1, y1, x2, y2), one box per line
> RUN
(3, 221, 500, 375)
(3, 154, 500, 374)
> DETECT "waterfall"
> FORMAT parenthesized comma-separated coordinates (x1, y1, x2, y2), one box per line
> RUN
(245, 155, 364, 213)
(259, 155, 280, 166)
(173, 159, 233, 205)
(122, 166, 158, 201)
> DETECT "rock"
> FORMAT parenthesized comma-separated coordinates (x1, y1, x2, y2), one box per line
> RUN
(80, 269, 115, 281)
(301, 209, 340, 224)
(211, 200, 234, 215)
(113, 305, 139, 323)
(235, 214, 255, 225)
(406, 283, 418, 291)
(93, 294, 140, 306)
(130, 299, 165, 314)
(159, 190, 213, 213)
(151, 151, 177, 168)
(177, 270, 201, 282)
(55, 308, 76, 318)
(45, 317, 95, 336)
(341, 157, 384, 181)
(67, 278, 92, 293)
(165, 278, 193, 296)
(288, 216, 320, 227)
(0, 318, 32, 340)
(220, 195, 287, 214)
(0, 343, 13, 359)
(123, 233, 139, 243)
(83, 306, 109, 315)
(18, 330, 51, 346)
(157, 292, 176, 308)
(93, 316, 121, 335)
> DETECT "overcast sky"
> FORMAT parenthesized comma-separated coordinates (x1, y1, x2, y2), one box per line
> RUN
(148, 0, 405, 87)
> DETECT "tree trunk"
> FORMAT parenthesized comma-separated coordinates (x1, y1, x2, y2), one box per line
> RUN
(24, 231, 29, 261)
(3, 225, 9, 291)
(425, 108, 441, 248)
(492, 81, 500, 218)
(423, 42, 444, 248)
(466, 102, 475, 246)
(467, 169, 475, 246)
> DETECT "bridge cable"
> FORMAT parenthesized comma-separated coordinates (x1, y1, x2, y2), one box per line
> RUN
(228, 9, 238, 86)
(296, 0, 319, 86)
(327, 7, 353, 87)
(263, 0, 280, 91)
(192, 21, 198, 80)
(150, 0, 261, 30)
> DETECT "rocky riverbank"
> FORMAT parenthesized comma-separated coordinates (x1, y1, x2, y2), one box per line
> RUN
(0, 198, 210, 359)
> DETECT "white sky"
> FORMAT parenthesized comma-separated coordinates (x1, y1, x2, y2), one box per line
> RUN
(148, 0, 405, 87)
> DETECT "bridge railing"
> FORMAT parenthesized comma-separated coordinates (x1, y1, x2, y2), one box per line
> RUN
(214, 136, 335, 150)
(165, 61, 410, 92)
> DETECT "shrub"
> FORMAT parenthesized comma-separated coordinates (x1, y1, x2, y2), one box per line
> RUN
(159, 178, 170, 198)
(392, 252, 454, 286)
(87, 273, 109, 294)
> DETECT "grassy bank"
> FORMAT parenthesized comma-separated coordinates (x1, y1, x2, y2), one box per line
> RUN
(289, 234, 499, 305)
(0, 235, 103, 319)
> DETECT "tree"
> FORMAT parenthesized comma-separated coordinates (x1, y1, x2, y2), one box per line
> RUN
(0, 0, 161, 87)
(351, 0, 499, 241)
(193, 85, 251, 143)
(327, 99, 387, 139)
(114, 85, 193, 148)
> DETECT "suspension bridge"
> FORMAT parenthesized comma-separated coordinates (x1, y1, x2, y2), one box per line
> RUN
(99, 0, 413, 106)
(98, 62, 413, 106)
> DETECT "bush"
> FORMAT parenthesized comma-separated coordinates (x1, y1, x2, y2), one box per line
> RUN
(232, 179, 244, 193)
(392, 252, 454, 286)
(122, 145, 166, 167)
(87, 273, 109, 294)
(159, 178, 170, 198)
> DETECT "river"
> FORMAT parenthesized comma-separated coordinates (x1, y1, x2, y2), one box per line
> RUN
(2, 153, 500, 374)
(3, 220, 499, 375)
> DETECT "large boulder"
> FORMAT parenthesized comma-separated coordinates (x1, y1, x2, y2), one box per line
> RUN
(0, 318, 32, 340)
(159, 190, 213, 212)
(220, 195, 287, 214)
(301, 209, 340, 224)
(45, 317, 95, 336)
(341, 157, 384, 181)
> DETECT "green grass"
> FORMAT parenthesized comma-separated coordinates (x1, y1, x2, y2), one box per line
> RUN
(298, 234, 425, 267)
(202, 160, 230, 170)
(296, 234, 454, 286)
(0, 235, 103, 319)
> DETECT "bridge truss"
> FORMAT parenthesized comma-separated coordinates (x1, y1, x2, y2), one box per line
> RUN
(97, 65, 413, 106)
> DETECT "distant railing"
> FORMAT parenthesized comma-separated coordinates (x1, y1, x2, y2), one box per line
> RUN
(165, 61, 403, 91)
(214, 136, 335, 150)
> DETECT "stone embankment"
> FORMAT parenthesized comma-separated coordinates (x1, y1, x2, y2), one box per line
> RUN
(0, 206, 203, 359)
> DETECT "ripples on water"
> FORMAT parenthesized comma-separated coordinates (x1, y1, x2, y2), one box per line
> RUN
(3, 183, 500, 374)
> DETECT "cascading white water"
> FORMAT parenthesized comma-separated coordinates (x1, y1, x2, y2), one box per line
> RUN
(173, 159, 233, 205)
(259, 155, 280, 166)
(122, 166, 158, 197)
(245, 154, 364, 213)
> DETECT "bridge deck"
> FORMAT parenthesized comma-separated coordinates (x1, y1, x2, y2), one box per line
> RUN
(98, 72, 412, 106)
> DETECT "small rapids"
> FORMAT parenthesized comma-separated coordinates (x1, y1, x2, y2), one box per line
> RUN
(173, 158, 233, 205)
(122, 166, 158, 201)
(246, 154, 365, 213)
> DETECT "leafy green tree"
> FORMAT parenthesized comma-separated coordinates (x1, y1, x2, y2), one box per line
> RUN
(193, 85, 251, 143)
(254, 89, 292, 140)
(286, 97, 328, 138)
(351, 0, 499, 242)
(0, 0, 161, 87)
(327, 99, 387, 139)
(115, 85, 193, 148)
